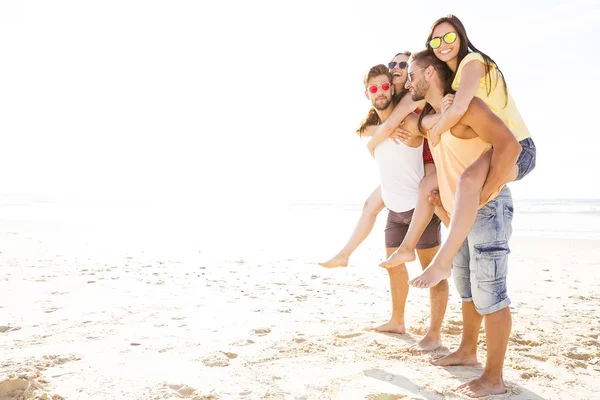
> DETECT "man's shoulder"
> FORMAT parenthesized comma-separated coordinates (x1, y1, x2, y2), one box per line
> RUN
(463, 97, 490, 120)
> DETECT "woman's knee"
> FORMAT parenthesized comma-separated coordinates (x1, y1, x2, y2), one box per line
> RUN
(457, 169, 485, 194)
(363, 196, 384, 215)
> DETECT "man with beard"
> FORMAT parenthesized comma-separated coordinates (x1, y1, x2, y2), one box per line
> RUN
(358, 64, 447, 352)
(402, 49, 521, 398)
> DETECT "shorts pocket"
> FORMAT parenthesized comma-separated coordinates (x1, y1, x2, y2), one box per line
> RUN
(474, 240, 510, 282)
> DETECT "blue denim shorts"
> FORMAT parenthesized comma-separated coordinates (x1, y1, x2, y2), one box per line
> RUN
(515, 138, 536, 181)
(452, 186, 513, 315)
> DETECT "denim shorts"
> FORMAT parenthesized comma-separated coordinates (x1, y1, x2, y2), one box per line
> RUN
(452, 186, 513, 315)
(515, 138, 536, 181)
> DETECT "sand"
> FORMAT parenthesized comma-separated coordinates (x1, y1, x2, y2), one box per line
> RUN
(1, 214, 599, 400)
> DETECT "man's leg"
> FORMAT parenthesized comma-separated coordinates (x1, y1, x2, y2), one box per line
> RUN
(375, 246, 409, 334)
(455, 189, 513, 398)
(431, 239, 481, 366)
(407, 245, 448, 352)
(456, 308, 511, 398)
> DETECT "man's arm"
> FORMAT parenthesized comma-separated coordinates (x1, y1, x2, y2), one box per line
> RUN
(461, 98, 521, 201)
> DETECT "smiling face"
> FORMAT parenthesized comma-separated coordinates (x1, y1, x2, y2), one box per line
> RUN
(405, 62, 430, 102)
(389, 53, 410, 88)
(366, 74, 394, 111)
(431, 22, 460, 64)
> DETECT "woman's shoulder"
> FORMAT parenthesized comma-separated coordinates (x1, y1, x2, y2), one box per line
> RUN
(459, 52, 485, 68)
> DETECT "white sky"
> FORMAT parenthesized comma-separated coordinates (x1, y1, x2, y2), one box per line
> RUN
(1, 0, 599, 209)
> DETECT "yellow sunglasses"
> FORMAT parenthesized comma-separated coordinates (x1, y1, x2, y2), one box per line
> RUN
(429, 31, 457, 49)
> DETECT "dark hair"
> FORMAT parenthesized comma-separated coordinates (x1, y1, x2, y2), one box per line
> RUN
(390, 51, 412, 104)
(408, 49, 455, 134)
(357, 64, 396, 136)
(426, 14, 508, 107)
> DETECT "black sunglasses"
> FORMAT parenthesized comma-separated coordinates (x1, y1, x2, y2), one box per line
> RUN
(388, 61, 408, 70)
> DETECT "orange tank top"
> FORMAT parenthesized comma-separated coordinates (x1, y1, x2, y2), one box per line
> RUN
(430, 131, 503, 216)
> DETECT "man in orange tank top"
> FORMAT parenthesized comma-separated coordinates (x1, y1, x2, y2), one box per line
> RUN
(402, 49, 522, 399)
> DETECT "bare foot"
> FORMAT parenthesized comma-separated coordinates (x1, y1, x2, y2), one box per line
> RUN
(408, 259, 451, 289)
(379, 245, 416, 269)
(455, 376, 506, 398)
(373, 320, 406, 334)
(430, 349, 478, 366)
(318, 254, 349, 268)
(406, 332, 441, 353)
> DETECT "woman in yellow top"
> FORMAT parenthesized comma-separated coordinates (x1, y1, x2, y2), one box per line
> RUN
(380, 15, 536, 289)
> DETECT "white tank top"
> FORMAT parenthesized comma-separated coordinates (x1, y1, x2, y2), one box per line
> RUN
(374, 138, 424, 213)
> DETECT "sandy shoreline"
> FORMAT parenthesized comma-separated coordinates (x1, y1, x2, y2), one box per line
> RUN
(1, 216, 599, 399)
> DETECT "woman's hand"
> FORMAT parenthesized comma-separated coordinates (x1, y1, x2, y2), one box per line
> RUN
(440, 93, 455, 114)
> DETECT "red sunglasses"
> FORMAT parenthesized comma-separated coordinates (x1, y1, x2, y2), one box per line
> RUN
(368, 82, 391, 94)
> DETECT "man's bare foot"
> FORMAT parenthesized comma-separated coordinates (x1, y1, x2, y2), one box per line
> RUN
(379, 245, 416, 269)
(408, 259, 451, 288)
(406, 332, 442, 353)
(318, 254, 349, 268)
(455, 376, 506, 398)
(430, 349, 478, 366)
(373, 320, 406, 334)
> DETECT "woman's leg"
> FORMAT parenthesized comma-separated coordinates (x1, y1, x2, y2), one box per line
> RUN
(380, 172, 438, 268)
(319, 186, 385, 268)
(410, 149, 517, 289)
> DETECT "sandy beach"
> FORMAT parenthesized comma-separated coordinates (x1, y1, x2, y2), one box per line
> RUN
(1, 203, 600, 400)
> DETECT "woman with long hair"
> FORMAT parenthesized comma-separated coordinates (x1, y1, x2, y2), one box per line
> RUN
(381, 15, 536, 293)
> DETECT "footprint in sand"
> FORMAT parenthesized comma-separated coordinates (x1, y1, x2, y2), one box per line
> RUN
(335, 332, 363, 339)
(201, 352, 230, 367)
(366, 394, 413, 400)
(0, 326, 21, 333)
(565, 349, 593, 361)
(251, 328, 271, 336)
(164, 383, 218, 399)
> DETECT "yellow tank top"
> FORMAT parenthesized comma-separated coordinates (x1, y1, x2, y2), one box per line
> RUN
(452, 53, 531, 141)
(430, 131, 503, 216)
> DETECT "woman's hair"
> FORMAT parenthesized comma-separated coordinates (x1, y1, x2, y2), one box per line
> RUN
(391, 51, 412, 104)
(357, 64, 396, 136)
(426, 14, 508, 106)
(408, 49, 455, 135)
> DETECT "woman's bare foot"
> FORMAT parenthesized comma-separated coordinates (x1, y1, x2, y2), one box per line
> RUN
(430, 349, 478, 366)
(455, 376, 506, 398)
(318, 254, 349, 268)
(408, 259, 451, 288)
(373, 320, 406, 334)
(379, 245, 416, 269)
(406, 332, 442, 353)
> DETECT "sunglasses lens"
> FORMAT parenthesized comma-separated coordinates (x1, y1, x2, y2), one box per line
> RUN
(429, 37, 441, 49)
(398, 61, 407, 69)
(388, 62, 396, 69)
(369, 85, 378, 94)
(382, 83, 390, 91)
(444, 32, 457, 44)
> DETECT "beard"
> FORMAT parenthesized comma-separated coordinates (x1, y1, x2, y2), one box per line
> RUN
(373, 96, 392, 111)
(410, 80, 429, 102)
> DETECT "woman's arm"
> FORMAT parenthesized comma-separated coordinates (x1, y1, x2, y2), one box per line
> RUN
(359, 125, 378, 137)
(428, 60, 485, 146)
(366, 97, 425, 156)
